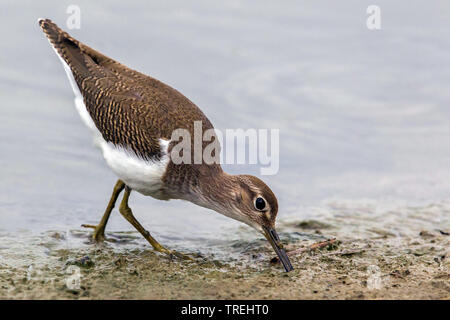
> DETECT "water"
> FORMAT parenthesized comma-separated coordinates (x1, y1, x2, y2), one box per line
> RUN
(1, 1, 449, 269)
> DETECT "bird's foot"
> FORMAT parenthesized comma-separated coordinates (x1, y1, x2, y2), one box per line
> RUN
(81, 224, 106, 242)
(152, 243, 193, 261)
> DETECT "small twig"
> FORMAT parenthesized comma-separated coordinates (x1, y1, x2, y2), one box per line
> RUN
(270, 238, 337, 263)
(325, 249, 365, 257)
(437, 229, 450, 236)
(389, 271, 405, 279)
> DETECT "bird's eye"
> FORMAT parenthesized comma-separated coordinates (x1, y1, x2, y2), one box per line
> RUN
(254, 197, 266, 211)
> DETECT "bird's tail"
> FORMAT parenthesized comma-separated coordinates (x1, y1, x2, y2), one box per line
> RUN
(38, 18, 78, 50)
(38, 18, 117, 82)
(39, 18, 152, 86)
(38, 19, 90, 76)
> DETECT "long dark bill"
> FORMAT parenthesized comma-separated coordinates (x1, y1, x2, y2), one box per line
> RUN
(263, 226, 294, 272)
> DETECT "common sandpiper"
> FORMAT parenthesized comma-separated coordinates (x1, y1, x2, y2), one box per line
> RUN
(39, 19, 293, 272)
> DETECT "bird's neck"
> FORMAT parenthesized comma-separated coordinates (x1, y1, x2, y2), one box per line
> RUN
(185, 169, 238, 214)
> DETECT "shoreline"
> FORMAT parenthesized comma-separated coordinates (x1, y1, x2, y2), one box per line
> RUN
(1, 224, 448, 300)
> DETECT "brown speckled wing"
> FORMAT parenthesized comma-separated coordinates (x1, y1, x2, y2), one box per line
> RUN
(39, 19, 213, 162)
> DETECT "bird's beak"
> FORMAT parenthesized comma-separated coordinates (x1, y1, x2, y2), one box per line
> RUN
(263, 226, 294, 272)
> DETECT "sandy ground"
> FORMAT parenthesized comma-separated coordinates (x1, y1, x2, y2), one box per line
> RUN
(1, 221, 448, 300)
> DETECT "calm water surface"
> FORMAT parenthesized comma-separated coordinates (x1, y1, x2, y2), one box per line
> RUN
(1, 1, 449, 267)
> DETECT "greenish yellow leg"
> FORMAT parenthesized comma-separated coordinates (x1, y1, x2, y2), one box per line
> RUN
(118, 186, 192, 260)
(82, 180, 125, 242)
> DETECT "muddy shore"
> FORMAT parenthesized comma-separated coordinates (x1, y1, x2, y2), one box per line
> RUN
(1, 220, 448, 300)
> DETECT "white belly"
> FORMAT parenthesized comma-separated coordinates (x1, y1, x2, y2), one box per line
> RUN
(99, 139, 170, 200)
(54, 49, 170, 199)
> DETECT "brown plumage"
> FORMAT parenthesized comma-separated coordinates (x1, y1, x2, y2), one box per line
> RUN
(39, 19, 293, 271)
(39, 19, 213, 161)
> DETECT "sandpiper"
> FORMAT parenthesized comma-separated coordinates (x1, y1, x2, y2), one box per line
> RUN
(39, 19, 293, 272)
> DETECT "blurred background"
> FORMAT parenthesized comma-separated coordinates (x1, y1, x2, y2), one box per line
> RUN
(0, 1, 449, 267)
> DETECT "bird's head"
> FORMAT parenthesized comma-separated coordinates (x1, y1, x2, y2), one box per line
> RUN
(203, 173, 293, 272)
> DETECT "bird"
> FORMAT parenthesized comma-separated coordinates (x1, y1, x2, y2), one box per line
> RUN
(38, 18, 293, 272)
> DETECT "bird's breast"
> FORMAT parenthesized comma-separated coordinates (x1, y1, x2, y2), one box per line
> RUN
(99, 139, 171, 200)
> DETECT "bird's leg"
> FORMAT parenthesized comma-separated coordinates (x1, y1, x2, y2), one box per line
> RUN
(118, 186, 192, 260)
(82, 180, 125, 242)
